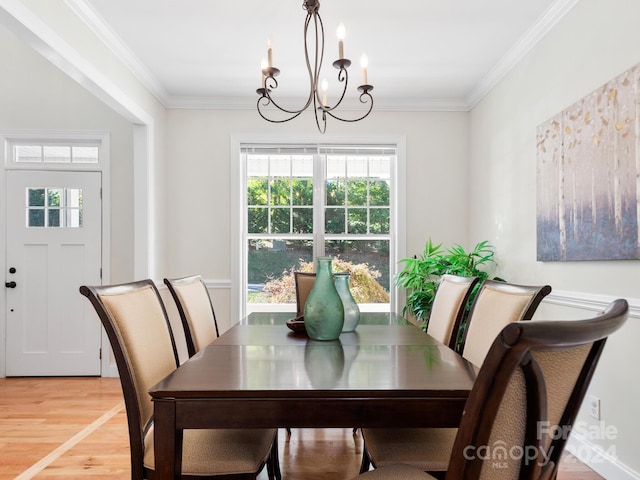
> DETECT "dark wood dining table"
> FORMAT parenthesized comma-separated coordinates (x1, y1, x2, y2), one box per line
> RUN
(149, 312, 477, 480)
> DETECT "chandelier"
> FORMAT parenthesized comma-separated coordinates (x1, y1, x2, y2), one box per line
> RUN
(256, 0, 373, 134)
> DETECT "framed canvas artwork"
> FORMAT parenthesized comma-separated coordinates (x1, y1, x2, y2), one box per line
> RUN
(536, 64, 640, 261)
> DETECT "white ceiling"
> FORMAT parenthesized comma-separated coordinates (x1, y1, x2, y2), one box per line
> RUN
(71, 0, 577, 110)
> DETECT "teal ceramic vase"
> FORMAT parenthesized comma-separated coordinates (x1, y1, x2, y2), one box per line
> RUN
(334, 272, 360, 333)
(304, 256, 344, 340)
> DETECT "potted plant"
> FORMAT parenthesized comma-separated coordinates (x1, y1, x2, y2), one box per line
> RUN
(396, 239, 502, 326)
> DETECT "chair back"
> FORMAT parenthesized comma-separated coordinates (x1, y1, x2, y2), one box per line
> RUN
(164, 275, 219, 357)
(294, 272, 316, 317)
(427, 274, 480, 349)
(80, 280, 179, 480)
(446, 299, 628, 480)
(461, 280, 551, 367)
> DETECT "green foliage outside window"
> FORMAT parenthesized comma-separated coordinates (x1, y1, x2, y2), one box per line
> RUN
(255, 258, 390, 304)
(246, 153, 392, 304)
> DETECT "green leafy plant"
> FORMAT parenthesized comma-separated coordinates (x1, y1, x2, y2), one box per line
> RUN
(396, 239, 501, 325)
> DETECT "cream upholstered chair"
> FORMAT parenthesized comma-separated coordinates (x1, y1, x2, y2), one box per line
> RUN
(355, 299, 628, 480)
(426, 274, 480, 349)
(459, 280, 552, 367)
(164, 275, 219, 357)
(360, 280, 551, 476)
(80, 280, 280, 480)
(294, 271, 316, 318)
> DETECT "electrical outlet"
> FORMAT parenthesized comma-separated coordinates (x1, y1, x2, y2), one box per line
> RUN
(588, 395, 600, 420)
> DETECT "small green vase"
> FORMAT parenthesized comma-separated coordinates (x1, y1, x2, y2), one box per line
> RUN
(334, 272, 360, 333)
(304, 256, 344, 340)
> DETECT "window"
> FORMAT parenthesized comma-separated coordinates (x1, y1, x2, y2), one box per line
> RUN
(240, 143, 400, 315)
(26, 187, 83, 228)
(14, 144, 99, 164)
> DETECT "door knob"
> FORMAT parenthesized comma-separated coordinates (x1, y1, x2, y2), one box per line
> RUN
(5, 281, 16, 288)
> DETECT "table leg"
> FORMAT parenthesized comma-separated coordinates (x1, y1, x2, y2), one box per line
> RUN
(154, 398, 183, 480)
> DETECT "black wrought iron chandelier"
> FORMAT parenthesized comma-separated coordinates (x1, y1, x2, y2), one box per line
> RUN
(256, 0, 373, 134)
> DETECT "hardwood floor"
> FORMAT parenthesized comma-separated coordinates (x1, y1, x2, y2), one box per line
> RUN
(0, 377, 604, 480)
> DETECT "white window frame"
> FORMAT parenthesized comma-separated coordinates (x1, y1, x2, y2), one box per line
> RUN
(230, 134, 406, 321)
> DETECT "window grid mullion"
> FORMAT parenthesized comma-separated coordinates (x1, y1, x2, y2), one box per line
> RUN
(314, 152, 325, 257)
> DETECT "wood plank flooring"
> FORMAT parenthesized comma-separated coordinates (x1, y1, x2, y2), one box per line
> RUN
(0, 377, 604, 480)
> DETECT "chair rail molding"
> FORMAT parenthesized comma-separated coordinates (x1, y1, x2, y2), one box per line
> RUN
(544, 289, 640, 319)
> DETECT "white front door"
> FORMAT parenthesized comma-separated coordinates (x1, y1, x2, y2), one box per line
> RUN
(5, 170, 102, 376)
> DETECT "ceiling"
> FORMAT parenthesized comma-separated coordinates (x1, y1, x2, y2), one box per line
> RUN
(71, 0, 576, 111)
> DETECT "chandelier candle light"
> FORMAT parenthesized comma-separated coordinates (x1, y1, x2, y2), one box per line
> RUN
(256, 0, 374, 134)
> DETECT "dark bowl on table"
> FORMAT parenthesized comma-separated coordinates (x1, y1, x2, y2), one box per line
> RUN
(286, 316, 307, 334)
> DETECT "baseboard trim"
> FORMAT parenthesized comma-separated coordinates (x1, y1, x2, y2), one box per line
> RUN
(566, 434, 640, 480)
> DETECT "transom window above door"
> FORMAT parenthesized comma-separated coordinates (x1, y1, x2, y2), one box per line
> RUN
(14, 144, 99, 164)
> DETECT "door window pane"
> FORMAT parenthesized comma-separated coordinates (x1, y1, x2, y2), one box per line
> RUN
(48, 209, 61, 227)
(25, 188, 83, 228)
(28, 209, 45, 227)
(29, 189, 45, 206)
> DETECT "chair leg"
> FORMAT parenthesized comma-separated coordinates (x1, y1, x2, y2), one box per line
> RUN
(359, 449, 371, 474)
(266, 457, 274, 480)
(270, 430, 282, 480)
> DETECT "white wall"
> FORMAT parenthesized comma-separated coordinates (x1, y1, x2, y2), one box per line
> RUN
(0, 23, 135, 281)
(469, 0, 640, 477)
(0, 0, 169, 279)
(165, 108, 470, 279)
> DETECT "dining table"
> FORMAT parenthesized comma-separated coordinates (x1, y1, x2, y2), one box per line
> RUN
(149, 311, 477, 480)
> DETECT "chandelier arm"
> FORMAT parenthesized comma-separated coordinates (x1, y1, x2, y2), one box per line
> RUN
(257, 97, 306, 123)
(255, 9, 316, 119)
(261, 88, 312, 115)
(324, 92, 374, 123)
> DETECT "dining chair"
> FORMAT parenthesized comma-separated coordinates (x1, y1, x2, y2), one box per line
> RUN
(355, 298, 629, 480)
(80, 279, 280, 480)
(294, 271, 316, 317)
(459, 280, 552, 367)
(360, 279, 551, 475)
(426, 274, 480, 350)
(164, 274, 219, 358)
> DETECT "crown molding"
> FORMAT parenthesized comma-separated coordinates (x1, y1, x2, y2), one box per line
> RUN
(0, 0, 152, 123)
(64, 0, 171, 106)
(165, 95, 470, 112)
(54, 0, 577, 112)
(465, 0, 580, 109)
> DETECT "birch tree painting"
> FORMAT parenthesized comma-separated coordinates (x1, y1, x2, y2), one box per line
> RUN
(536, 64, 640, 261)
